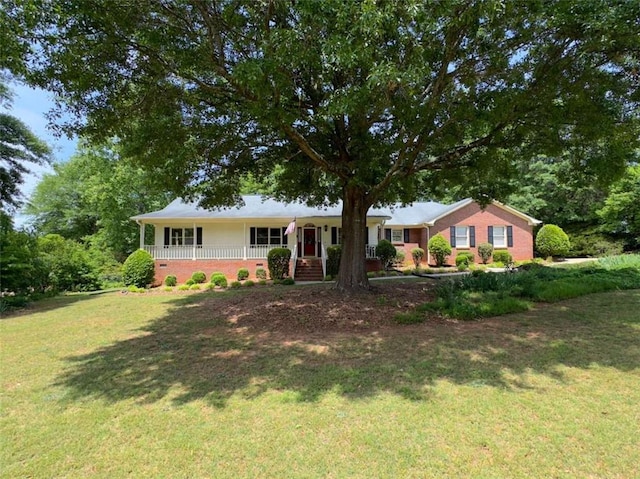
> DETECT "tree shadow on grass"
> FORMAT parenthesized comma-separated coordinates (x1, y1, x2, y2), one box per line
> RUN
(55, 289, 640, 408)
(2, 290, 117, 319)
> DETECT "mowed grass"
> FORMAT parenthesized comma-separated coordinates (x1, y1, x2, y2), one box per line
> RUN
(1, 288, 639, 478)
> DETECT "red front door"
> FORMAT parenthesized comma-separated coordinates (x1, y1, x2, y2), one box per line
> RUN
(303, 228, 316, 256)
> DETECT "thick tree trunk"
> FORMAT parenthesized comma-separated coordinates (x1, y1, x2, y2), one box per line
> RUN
(335, 185, 371, 292)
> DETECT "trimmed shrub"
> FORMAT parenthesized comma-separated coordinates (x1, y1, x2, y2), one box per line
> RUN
(477, 242, 493, 264)
(163, 286, 173, 292)
(204, 283, 215, 290)
(185, 278, 195, 286)
(178, 284, 190, 291)
(122, 249, 155, 288)
(267, 247, 291, 280)
(189, 284, 201, 290)
(243, 280, 255, 287)
(428, 233, 452, 267)
(211, 273, 228, 288)
(411, 247, 425, 267)
(455, 252, 475, 267)
(237, 268, 249, 281)
(536, 224, 570, 259)
(376, 239, 397, 270)
(230, 281, 242, 289)
(164, 275, 177, 287)
(393, 250, 406, 268)
(258, 280, 267, 286)
(191, 271, 206, 284)
(281, 277, 295, 285)
(255, 267, 267, 280)
(493, 250, 512, 264)
(326, 245, 342, 276)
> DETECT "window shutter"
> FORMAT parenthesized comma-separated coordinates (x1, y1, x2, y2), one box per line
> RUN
(250, 227, 256, 245)
(282, 227, 286, 245)
(450, 226, 456, 247)
(365, 227, 369, 244)
(469, 226, 476, 247)
(404, 228, 410, 243)
(317, 227, 322, 256)
(507, 226, 513, 247)
(385, 228, 391, 241)
(196, 227, 203, 246)
(164, 227, 170, 246)
(331, 226, 337, 245)
(488, 226, 494, 245)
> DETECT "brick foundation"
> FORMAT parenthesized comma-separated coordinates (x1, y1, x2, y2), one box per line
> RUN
(155, 257, 383, 285)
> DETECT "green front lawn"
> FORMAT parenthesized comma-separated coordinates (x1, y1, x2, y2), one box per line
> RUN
(2, 288, 639, 478)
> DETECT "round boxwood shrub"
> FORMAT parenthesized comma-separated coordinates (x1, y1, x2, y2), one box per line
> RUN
(536, 224, 571, 259)
(376, 240, 397, 270)
(455, 251, 475, 267)
(210, 273, 228, 288)
(477, 242, 493, 264)
(267, 247, 291, 280)
(164, 275, 177, 287)
(191, 271, 206, 284)
(255, 267, 267, 280)
(326, 245, 342, 277)
(428, 233, 452, 267)
(492, 250, 512, 264)
(185, 278, 195, 286)
(411, 247, 425, 267)
(237, 268, 249, 281)
(122, 249, 155, 288)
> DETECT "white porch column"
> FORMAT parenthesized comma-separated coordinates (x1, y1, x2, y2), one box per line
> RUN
(138, 221, 144, 250)
(243, 223, 247, 260)
(192, 222, 197, 260)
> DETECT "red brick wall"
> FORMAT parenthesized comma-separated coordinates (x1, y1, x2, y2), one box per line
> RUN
(429, 203, 535, 264)
(154, 259, 284, 285)
(155, 258, 382, 284)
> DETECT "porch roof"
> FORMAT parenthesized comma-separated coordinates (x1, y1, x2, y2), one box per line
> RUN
(132, 195, 392, 222)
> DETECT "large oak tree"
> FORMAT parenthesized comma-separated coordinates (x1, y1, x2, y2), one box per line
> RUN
(7, 0, 639, 291)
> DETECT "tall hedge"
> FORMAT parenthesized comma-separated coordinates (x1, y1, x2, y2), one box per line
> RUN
(122, 249, 155, 287)
(326, 245, 342, 276)
(375, 239, 397, 270)
(536, 224, 570, 259)
(267, 247, 291, 280)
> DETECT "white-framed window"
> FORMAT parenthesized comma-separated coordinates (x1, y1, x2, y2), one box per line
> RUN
(492, 226, 507, 248)
(391, 229, 403, 243)
(252, 227, 284, 246)
(336, 228, 342, 245)
(455, 226, 469, 248)
(171, 227, 194, 246)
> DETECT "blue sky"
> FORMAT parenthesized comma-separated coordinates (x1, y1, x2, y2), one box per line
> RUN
(6, 81, 78, 224)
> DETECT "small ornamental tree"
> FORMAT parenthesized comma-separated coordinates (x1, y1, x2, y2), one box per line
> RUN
(536, 224, 571, 259)
(428, 234, 452, 267)
(411, 247, 425, 267)
(375, 240, 397, 270)
(267, 247, 291, 280)
(122, 249, 155, 288)
(477, 242, 494, 264)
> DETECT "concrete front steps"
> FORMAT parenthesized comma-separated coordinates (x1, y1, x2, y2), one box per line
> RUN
(294, 258, 324, 282)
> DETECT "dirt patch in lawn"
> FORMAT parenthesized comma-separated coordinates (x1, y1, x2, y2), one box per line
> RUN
(185, 279, 441, 335)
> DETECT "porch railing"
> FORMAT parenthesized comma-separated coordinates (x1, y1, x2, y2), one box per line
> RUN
(143, 244, 288, 260)
(144, 244, 379, 261)
(365, 245, 377, 259)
